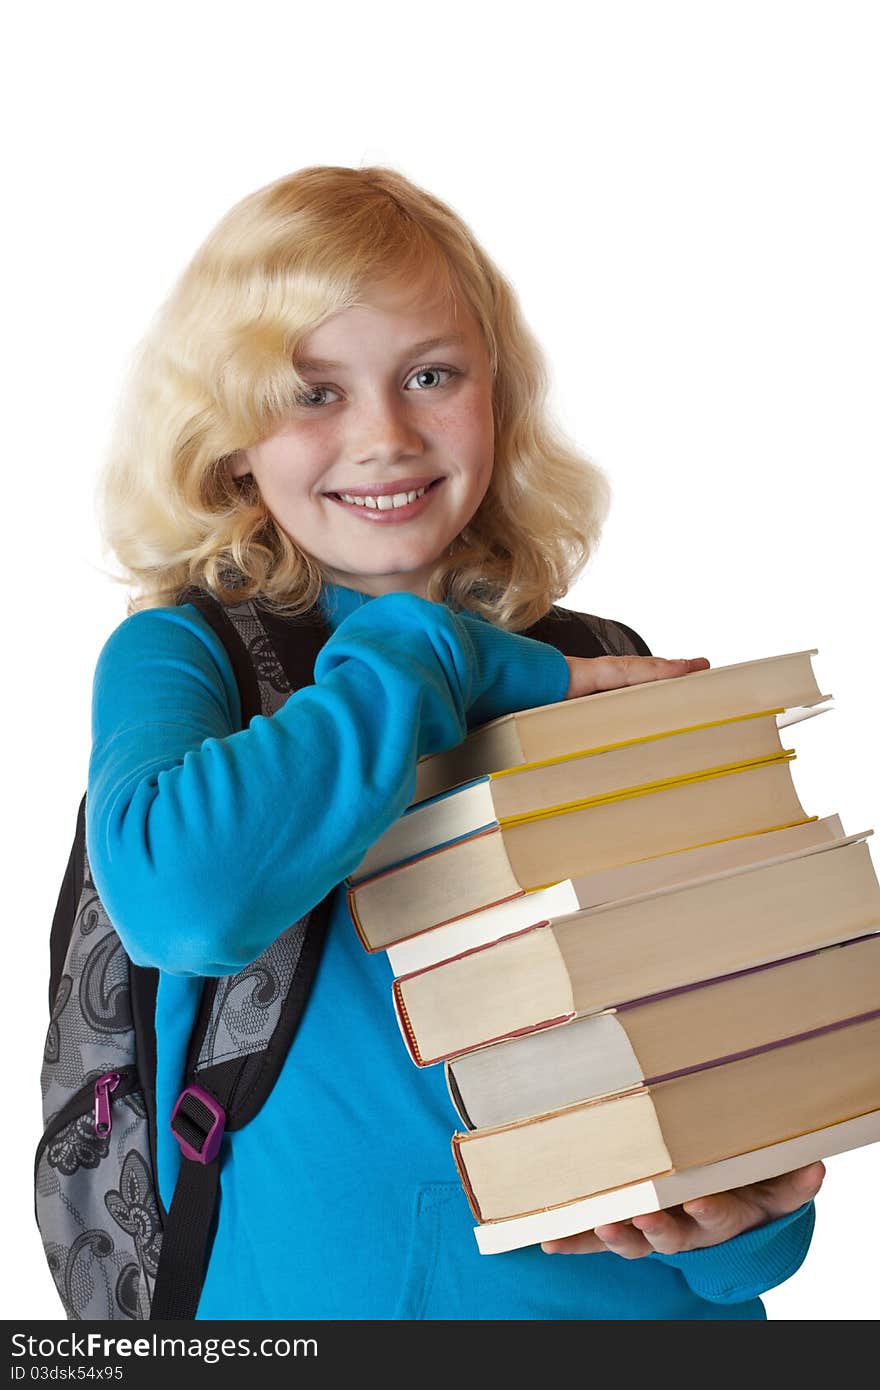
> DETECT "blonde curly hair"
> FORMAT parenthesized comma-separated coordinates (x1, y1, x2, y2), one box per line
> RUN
(94, 164, 611, 631)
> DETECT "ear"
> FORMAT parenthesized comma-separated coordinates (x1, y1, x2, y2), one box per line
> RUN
(227, 449, 251, 480)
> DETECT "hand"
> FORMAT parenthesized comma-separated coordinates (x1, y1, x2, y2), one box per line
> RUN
(564, 655, 710, 701)
(540, 1161, 825, 1257)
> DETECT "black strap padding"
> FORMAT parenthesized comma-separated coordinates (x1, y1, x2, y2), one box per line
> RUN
(149, 1159, 221, 1321)
(176, 586, 263, 725)
(523, 606, 608, 657)
(129, 961, 165, 1225)
(202, 895, 334, 1130)
(49, 793, 87, 1015)
(149, 1065, 236, 1322)
(523, 605, 653, 659)
(253, 598, 333, 690)
(610, 618, 652, 658)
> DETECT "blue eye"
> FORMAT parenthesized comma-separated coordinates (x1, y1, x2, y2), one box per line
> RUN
(406, 366, 458, 391)
(295, 365, 459, 409)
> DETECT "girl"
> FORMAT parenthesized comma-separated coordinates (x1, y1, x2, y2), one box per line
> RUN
(87, 164, 823, 1319)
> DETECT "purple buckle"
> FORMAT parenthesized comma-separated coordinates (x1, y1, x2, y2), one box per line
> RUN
(170, 1084, 226, 1164)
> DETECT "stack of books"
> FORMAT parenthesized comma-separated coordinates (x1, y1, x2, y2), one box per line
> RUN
(344, 649, 880, 1254)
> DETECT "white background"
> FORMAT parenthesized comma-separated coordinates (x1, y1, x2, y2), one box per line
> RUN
(5, 0, 877, 1322)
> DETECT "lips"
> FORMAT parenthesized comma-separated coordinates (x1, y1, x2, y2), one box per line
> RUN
(324, 475, 443, 499)
(325, 476, 445, 521)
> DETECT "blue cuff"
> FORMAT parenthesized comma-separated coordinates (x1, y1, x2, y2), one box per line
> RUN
(651, 1200, 816, 1305)
(455, 612, 571, 728)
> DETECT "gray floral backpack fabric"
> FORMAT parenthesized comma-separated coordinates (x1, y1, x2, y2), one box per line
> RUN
(35, 580, 649, 1320)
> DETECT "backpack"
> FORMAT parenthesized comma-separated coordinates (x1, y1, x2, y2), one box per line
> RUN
(35, 578, 650, 1321)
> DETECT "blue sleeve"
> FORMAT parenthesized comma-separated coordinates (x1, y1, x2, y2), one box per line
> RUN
(650, 1201, 816, 1304)
(86, 592, 570, 978)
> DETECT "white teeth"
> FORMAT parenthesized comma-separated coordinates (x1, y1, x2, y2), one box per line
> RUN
(338, 484, 430, 510)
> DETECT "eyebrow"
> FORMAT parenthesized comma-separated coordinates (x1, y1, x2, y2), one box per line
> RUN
(294, 333, 467, 372)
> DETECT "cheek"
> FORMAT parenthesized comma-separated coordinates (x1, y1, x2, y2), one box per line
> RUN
(436, 390, 495, 456)
(469, 404, 495, 483)
(253, 437, 328, 501)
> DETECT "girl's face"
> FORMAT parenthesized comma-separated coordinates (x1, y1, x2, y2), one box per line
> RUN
(231, 278, 495, 598)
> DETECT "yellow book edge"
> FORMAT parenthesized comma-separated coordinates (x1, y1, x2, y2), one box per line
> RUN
(488, 706, 790, 779)
(522, 811, 839, 889)
(498, 749, 797, 829)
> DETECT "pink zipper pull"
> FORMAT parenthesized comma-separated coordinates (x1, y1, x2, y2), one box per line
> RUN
(94, 1072, 121, 1137)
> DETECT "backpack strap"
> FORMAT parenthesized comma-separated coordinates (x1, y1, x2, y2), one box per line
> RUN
(522, 603, 652, 659)
(149, 580, 333, 1321)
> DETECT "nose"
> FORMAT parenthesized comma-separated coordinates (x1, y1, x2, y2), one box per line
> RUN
(349, 390, 424, 465)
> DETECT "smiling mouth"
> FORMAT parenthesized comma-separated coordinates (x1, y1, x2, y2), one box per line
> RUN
(325, 477, 445, 510)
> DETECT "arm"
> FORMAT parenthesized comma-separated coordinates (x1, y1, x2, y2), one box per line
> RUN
(86, 592, 571, 978)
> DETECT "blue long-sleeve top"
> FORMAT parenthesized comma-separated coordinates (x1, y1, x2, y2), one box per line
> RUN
(85, 582, 815, 1319)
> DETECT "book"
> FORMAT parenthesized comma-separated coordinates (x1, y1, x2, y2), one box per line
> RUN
(412, 649, 828, 804)
(350, 756, 813, 950)
(473, 1108, 880, 1253)
(353, 708, 810, 882)
(386, 813, 846, 977)
(391, 834, 880, 1065)
(445, 932, 880, 1129)
(347, 638, 878, 1259)
(452, 1011, 880, 1223)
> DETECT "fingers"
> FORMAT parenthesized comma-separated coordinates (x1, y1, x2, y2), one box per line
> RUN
(565, 655, 711, 701)
(735, 1161, 826, 1216)
(592, 1222, 656, 1258)
(540, 1163, 827, 1259)
(543, 1215, 700, 1259)
(628, 1210, 705, 1254)
(543, 1198, 765, 1259)
(541, 1230, 607, 1255)
(541, 1221, 667, 1258)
